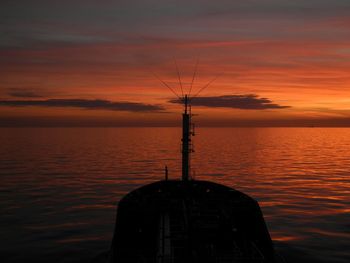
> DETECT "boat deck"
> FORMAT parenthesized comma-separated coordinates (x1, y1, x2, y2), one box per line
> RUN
(111, 180, 275, 263)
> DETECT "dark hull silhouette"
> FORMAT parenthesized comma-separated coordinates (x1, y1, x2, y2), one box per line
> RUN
(110, 180, 276, 263)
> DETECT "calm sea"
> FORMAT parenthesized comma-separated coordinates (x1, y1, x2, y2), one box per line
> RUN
(0, 127, 349, 263)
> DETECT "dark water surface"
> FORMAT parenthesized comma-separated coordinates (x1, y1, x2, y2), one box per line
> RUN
(0, 127, 349, 263)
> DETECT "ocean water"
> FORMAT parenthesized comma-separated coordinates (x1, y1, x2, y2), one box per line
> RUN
(0, 127, 349, 263)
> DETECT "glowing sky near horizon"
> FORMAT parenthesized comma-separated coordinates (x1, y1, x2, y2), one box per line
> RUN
(1, 0, 350, 126)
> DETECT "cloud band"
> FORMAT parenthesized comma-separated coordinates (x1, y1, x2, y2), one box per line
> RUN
(169, 94, 289, 110)
(0, 99, 165, 112)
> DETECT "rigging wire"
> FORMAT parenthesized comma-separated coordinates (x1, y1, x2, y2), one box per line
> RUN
(188, 58, 199, 98)
(174, 58, 184, 98)
(152, 60, 221, 103)
(152, 71, 182, 100)
(191, 73, 223, 99)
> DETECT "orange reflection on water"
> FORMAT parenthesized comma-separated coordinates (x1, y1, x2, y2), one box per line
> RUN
(271, 234, 302, 242)
(1, 127, 350, 261)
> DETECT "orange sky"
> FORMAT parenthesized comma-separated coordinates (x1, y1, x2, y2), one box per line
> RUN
(1, 1, 350, 126)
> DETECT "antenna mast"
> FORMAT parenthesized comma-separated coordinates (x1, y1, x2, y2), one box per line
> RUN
(182, 94, 193, 181)
(153, 59, 219, 182)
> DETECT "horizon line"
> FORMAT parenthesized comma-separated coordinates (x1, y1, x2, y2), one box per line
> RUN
(1, 124, 350, 128)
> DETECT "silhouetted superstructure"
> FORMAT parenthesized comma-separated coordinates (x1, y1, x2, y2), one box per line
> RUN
(110, 65, 277, 263)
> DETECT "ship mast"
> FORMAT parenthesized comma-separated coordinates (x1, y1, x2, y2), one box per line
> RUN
(154, 59, 218, 182)
(182, 95, 193, 181)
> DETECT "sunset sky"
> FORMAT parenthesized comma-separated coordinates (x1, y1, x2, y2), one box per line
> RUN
(1, 0, 350, 126)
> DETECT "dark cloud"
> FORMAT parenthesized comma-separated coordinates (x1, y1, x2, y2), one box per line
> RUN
(8, 90, 43, 98)
(0, 99, 165, 112)
(169, 94, 289, 110)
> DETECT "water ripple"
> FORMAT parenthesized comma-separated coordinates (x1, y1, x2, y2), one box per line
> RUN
(0, 127, 349, 262)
